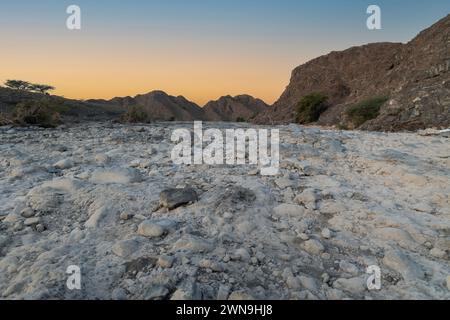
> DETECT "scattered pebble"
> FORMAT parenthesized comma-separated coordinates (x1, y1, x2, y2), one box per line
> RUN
(120, 212, 134, 220)
(112, 239, 139, 257)
(303, 239, 325, 255)
(157, 255, 174, 268)
(53, 158, 74, 170)
(430, 248, 447, 259)
(24, 217, 40, 227)
(321, 228, 332, 239)
(20, 208, 35, 218)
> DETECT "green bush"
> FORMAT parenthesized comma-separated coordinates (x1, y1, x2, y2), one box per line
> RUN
(346, 97, 389, 127)
(236, 117, 247, 122)
(336, 123, 349, 130)
(13, 98, 62, 128)
(121, 105, 149, 123)
(295, 93, 329, 124)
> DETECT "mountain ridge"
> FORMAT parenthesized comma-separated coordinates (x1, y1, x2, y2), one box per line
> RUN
(88, 91, 269, 122)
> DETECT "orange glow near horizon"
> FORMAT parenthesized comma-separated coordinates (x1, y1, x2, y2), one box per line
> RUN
(0, 35, 298, 106)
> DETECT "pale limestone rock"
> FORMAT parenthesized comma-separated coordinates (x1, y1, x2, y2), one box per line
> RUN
(85, 206, 111, 228)
(20, 208, 35, 218)
(321, 228, 332, 239)
(53, 158, 74, 169)
(145, 285, 169, 300)
(303, 239, 325, 255)
(286, 276, 301, 290)
(24, 217, 40, 226)
(339, 261, 359, 276)
(90, 168, 142, 184)
(157, 255, 174, 268)
(430, 248, 447, 259)
(383, 249, 425, 281)
(217, 285, 230, 300)
(137, 220, 165, 238)
(171, 281, 201, 300)
(273, 203, 306, 217)
(228, 290, 254, 300)
(299, 276, 319, 292)
(233, 248, 251, 262)
(333, 277, 366, 294)
(295, 188, 320, 209)
(94, 153, 110, 164)
(172, 235, 213, 253)
(112, 239, 139, 258)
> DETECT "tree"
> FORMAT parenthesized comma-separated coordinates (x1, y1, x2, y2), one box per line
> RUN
(30, 84, 55, 95)
(3, 80, 56, 95)
(4, 80, 31, 91)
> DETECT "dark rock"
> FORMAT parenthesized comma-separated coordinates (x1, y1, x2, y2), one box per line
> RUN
(125, 257, 157, 277)
(159, 188, 198, 210)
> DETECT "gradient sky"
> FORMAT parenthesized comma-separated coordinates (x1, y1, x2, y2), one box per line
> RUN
(1, 0, 449, 105)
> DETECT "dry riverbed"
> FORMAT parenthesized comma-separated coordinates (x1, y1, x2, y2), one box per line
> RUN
(0, 122, 449, 300)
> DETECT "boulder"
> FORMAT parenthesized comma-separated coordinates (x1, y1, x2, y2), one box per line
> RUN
(159, 188, 198, 210)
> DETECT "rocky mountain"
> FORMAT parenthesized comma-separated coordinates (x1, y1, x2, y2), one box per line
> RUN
(202, 95, 269, 122)
(89, 92, 269, 122)
(89, 90, 206, 121)
(0, 87, 271, 125)
(255, 14, 450, 131)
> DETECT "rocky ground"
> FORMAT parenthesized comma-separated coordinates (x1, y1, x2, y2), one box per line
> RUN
(0, 122, 449, 300)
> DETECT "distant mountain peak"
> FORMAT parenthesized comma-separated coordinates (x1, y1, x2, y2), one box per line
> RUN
(203, 94, 269, 122)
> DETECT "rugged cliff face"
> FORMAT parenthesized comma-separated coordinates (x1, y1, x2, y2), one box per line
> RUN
(255, 14, 450, 131)
(203, 95, 268, 122)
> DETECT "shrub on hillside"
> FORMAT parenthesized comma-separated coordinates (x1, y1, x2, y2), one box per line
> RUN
(13, 98, 62, 128)
(346, 96, 389, 127)
(295, 93, 329, 124)
(0, 113, 14, 126)
(121, 105, 149, 123)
